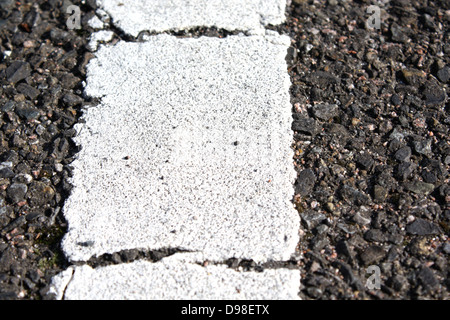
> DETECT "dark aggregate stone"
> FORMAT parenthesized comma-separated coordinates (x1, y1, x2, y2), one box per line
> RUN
(15, 105, 41, 121)
(27, 270, 41, 283)
(339, 185, 370, 205)
(120, 249, 139, 262)
(25, 212, 43, 222)
(16, 83, 40, 100)
(27, 181, 55, 207)
(404, 181, 435, 195)
(413, 139, 432, 156)
(1, 215, 26, 235)
(62, 93, 83, 107)
(6, 183, 27, 203)
(0, 291, 17, 300)
(0, 0, 15, 11)
(0, 167, 15, 179)
(406, 218, 441, 236)
(388, 274, 409, 292)
(391, 23, 409, 43)
(59, 73, 80, 89)
(373, 185, 388, 202)
(417, 267, 438, 291)
(352, 210, 372, 226)
(390, 94, 402, 106)
(325, 123, 350, 144)
(442, 243, 450, 255)
(310, 234, 329, 251)
(421, 170, 437, 184)
(300, 211, 326, 230)
(292, 117, 319, 136)
(295, 169, 316, 196)
(334, 261, 363, 289)
(364, 229, 387, 243)
(306, 287, 323, 299)
(396, 162, 417, 181)
(422, 81, 446, 106)
(394, 146, 411, 162)
(110, 252, 122, 264)
(5, 61, 31, 84)
(436, 66, 450, 83)
(407, 238, 430, 256)
(356, 153, 374, 171)
(388, 138, 403, 153)
(1, 101, 15, 112)
(401, 68, 426, 86)
(311, 103, 338, 121)
(360, 245, 386, 266)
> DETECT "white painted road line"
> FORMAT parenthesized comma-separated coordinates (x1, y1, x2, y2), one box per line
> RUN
(61, 34, 298, 263)
(50, 253, 300, 300)
(51, 0, 301, 300)
(96, 0, 287, 37)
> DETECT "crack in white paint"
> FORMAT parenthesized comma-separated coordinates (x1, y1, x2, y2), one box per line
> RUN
(50, 253, 300, 300)
(96, 0, 287, 37)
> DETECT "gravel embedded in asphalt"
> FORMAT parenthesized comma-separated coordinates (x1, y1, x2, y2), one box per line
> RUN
(0, 0, 448, 300)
